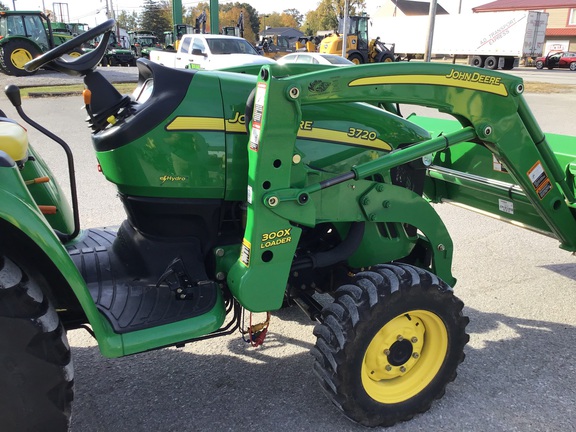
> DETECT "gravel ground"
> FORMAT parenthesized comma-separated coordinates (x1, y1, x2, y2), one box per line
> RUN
(2, 64, 575, 432)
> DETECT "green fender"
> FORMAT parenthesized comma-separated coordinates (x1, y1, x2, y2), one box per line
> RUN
(0, 163, 123, 356)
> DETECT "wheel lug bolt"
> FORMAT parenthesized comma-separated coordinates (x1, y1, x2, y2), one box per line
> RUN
(411, 337, 418, 343)
(397, 335, 404, 341)
(399, 366, 406, 373)
(385, 365, 392, 371)
(412, 352, 420, 359)
(384, 349, 391, 356)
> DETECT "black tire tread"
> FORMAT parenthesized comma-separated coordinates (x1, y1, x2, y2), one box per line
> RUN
(312, 263, 469, 427)
(0, 40, 40, 76)
(0, 255, 73, 432)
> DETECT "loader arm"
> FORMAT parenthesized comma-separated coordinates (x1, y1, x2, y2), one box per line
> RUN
(228, 62, 576, 311)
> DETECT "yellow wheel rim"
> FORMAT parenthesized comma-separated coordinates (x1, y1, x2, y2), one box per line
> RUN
(10, 48, 33, 69)
(68, 51, 82, 58)
(383, 57, 393, 63)
(361, 310, 448, 404)
(351, 57, 361, 65)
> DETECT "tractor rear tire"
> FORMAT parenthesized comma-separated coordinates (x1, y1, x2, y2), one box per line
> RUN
(0, 40, 40, 76)
(0, 255, 74, 432)
(67, 48, 84, 58)
(311, 263, 469, 427)
(483, 56, 498, 70)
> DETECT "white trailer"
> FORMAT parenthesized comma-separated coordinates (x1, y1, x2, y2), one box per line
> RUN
(372, 11, 548, 70)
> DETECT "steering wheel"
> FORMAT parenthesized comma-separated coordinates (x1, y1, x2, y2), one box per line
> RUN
(25, 19, 116, 76)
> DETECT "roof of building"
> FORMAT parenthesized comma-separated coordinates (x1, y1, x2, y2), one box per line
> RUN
(547, 27, 576, 36)
(261, 27, 304, 39)
(473, 0, 576, 12)
(391, 0, 449, 15)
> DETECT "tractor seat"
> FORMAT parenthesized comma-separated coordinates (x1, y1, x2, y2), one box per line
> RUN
(0, 118, 28, 162)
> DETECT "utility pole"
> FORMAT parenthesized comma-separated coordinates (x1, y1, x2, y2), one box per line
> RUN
(341, 0, 349, 58)
(424, 0, 438, 62)
(107, 0, 122, 46)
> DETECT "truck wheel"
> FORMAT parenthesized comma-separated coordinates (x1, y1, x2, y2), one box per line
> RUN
(0, 40, 40, 76)
(470, 55, 483, 67)
(348, 53, 363, 65)
(483, 56, 497, 70)
(535, 60, 544, 69)
(0, 255, 74, 431)
(570, 62, 576, 71)
(311, 264, 469, 427)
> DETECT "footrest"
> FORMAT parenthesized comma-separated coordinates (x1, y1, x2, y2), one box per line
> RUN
(67, 227, 218, 334)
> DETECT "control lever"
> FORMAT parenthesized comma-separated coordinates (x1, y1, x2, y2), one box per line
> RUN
(83, 89, 95, 121)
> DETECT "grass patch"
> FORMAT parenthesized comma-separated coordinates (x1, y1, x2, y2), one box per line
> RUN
(22, 82, 138, 98)
(523, 81, 576, 94)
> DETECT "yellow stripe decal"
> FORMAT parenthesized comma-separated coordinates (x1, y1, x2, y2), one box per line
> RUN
(166, 117, 225, 131)
(349, 73, 508, 97)
(225, 122, 246, 133)
(167, 117, 391, 150)
(298, 128, 392, 151)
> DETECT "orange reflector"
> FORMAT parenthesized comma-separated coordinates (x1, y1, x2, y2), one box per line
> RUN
(25, 176, 50, 185)
(38, 205, 57, 215)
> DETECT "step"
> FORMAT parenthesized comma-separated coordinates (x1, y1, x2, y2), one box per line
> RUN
(66, 223, 219, 334)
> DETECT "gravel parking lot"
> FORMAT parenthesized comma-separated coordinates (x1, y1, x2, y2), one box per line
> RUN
(1, 63, 575, 432)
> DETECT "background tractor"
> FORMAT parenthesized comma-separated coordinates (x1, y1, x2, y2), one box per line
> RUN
(128, 30, 161, 59)
(0, 10, 82, 76)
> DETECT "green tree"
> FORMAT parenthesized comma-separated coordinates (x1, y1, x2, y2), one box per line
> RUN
(0, 2, 8, 11)
(117, 10, 140, 31)
(140, 0, 172, 38)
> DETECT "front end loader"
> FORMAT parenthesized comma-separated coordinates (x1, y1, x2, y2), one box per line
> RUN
(1, 20, 576, 430)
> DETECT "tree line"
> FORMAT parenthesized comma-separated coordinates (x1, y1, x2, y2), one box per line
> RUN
(119, 0, 367, 44)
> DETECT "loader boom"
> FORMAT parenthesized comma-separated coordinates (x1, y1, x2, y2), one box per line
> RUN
(228, 63, 576, 310)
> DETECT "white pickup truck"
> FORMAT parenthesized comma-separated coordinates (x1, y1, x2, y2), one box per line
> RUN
(149, 33, 275, 70)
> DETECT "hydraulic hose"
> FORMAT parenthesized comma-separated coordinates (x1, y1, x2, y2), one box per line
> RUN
(291, 222, 366, 271)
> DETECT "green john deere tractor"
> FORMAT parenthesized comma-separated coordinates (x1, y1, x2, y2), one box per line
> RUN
(0, 10, 82, 76)
(2, 19, 576, 430)
(128, 30, 161, 59)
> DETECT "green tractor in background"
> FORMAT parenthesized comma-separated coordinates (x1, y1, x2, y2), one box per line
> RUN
(128, 30, 161, 59)
(0, 10, 82, 76)
(98, 30, 136, 66)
